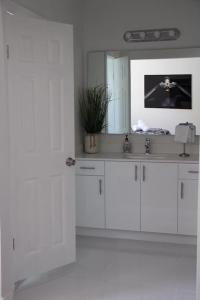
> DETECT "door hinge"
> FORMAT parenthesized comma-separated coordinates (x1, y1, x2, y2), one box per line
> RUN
(12, 238, 15, 251)
(6, 44, 10, 59)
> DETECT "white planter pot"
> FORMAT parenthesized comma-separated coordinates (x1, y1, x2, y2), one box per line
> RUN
(84, 134, 99, 154)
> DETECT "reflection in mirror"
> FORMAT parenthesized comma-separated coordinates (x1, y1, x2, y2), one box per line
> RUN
(87, 51, 130, 134)
(87, 49, 200, 135)
(131, 57, 200, 134)
(106, 52, 129, 134)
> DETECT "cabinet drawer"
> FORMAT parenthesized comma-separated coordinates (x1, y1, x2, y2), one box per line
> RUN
(179, 164, 199, 180)
(76, 160, 104, 176)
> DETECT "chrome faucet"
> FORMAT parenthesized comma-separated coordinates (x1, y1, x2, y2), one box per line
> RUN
(145, 138, 151, 155)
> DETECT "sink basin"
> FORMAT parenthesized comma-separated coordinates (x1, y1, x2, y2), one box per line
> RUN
(123, 153, 167, 160)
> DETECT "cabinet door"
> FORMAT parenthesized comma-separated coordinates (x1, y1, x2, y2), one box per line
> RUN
(105, 162, 140, 231)
(76, 176, 105, 228)
(141, 163, 178, 234)
(178, 180, 198, 235)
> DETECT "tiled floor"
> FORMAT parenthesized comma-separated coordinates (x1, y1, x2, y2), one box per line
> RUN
(14, 236, 196, 300)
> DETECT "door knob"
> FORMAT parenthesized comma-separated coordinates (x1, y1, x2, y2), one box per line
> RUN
(66, 157, 76, 167)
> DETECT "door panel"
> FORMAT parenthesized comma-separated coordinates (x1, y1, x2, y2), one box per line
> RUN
(105, 162, 141, 231)
(141, 162, 178, 234)
(76, 175, 105, 228)
(178, 180, 198, 235)
(6, 15, 75, 281)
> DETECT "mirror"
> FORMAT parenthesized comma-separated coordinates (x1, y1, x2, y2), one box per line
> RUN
(87, 49, 200, 135)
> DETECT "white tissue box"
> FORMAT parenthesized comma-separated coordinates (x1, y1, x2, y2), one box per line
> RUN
(174, 123, 196, 144)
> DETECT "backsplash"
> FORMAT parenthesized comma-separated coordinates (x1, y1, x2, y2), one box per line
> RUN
(76, 133, 199, 156)
(97, 134, 199, 155)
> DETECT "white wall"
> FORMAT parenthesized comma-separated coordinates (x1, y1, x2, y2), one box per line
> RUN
(0, 1, 12, 299)
(83, 0, 200, 51)
(2, 0, 40, 17)
(12, 0, 82, 24)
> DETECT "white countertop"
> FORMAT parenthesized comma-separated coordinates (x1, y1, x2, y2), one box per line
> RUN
(76, 152, 199, 163)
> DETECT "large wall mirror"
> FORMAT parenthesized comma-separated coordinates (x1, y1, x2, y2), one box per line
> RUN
(87, 49, 200, 135)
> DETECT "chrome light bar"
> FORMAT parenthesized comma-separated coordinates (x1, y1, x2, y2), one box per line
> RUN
(124, 28, 180, 43)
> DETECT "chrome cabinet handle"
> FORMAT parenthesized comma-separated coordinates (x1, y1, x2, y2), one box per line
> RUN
(80, 167, 95, 170)
(188, 170, 199, 174)
(99, 179, 102, 195)
(135, 165, 138, 181)
(143, 165, 146, 182)
(181, 182, 184, 199)
(66, 157, 76, 167)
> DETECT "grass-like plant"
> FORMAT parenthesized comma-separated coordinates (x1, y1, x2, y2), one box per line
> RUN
(79, 86, 110, 134)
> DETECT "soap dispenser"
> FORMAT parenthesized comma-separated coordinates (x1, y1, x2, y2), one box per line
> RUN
(123, 134, 131, 153)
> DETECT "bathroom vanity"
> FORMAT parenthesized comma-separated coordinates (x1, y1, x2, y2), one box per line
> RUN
(83, 49, 200, 242)
(76, 153, 199, 240)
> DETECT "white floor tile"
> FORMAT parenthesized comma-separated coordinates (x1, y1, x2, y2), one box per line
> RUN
(14, 237, 196, 300)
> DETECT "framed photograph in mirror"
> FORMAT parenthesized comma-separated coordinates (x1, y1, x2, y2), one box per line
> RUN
(144, 74, 192, 109)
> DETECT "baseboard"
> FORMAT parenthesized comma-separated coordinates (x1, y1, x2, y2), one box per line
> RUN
(1, 290, 14, 300)
(76, 227, 197, 245)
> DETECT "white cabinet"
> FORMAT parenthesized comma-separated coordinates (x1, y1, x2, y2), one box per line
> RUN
(76, 175, 105, 228)
(76, 160, 105, 228)
(178, 164, 199, 235)
(141, 163, 178, 234)
(105, 161, 140, 231)
(76, 158, 198, 237)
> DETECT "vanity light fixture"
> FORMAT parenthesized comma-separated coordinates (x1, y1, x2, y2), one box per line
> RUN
(124, 28, 180, 43)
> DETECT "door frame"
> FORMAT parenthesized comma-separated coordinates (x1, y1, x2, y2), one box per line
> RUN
(196, 161, 200, 299)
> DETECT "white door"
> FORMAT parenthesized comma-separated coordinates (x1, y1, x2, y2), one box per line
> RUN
(105, 161, 141, 231)
(107, 55, 115, 133)
(178, 180, 198, 235)
(107, 56, 129, 134)
(115, 57, 129, 133)
(141, 162, 178, 234)
(6, 15, 75, 281)
(76, 176, 105, 228)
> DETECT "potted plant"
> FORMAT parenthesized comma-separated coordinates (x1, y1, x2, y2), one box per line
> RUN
(79, 86, 110, 153)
